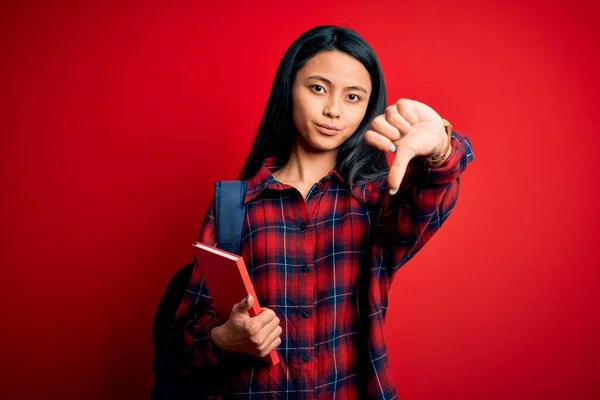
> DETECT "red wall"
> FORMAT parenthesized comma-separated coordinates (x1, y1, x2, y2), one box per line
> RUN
(2, 1, 599, 398)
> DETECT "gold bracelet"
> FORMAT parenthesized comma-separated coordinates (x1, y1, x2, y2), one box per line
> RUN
(422, 119, 453, 168)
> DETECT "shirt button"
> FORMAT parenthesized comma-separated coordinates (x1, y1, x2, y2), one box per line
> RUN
(298, 222, 307, 232)
(301, 309, 311, 318)
(302, 353, 311, 363)
(301, 265, 310, 273)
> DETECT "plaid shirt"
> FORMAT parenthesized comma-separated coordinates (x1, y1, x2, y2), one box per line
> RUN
(172, 132, 474, 399)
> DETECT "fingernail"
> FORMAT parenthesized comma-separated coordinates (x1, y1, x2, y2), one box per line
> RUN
(245, 294, 251, 302)
(389, 187, 398, 195)
(389, 143, 396, 153)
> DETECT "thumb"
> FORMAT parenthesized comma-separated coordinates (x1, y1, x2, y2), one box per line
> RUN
(233, 294, 254, 314)
(388, 146, 415, 195)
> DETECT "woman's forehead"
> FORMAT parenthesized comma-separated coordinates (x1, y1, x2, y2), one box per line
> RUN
(298, 51, 372, 90)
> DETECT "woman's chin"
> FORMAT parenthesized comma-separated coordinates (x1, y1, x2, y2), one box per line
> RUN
(305, 132, 346, 152)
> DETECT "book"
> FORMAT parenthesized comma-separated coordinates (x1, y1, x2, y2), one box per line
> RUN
(192, 242, 280, 366)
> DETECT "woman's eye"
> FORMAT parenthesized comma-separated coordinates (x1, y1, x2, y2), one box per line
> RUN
(312, 85, 325, 93)
(348, 94, 361, 102)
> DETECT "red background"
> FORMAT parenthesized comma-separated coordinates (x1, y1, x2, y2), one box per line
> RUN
(2, 1, 599, 399)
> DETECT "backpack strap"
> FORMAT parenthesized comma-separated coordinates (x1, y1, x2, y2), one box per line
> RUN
(214, 180, 247, 254)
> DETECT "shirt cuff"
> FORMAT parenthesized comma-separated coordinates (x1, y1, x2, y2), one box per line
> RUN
(407, 132, 474, 185)
(206, 325, 232, 365)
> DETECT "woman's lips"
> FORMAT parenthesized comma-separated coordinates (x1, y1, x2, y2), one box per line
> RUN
(315, 123, 341, 136)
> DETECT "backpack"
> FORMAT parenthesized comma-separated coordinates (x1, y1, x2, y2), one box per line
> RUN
(151, 180, 247, 399)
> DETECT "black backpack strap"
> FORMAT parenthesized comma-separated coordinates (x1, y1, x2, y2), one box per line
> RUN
(151, 180, 248, 399)
(214, 180, 247, 254)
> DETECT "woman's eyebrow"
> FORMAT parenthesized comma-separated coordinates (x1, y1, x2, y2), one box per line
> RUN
(306, 75, 369, 94)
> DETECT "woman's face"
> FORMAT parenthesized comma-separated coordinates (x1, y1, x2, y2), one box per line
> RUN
(292, 50, 372, 153)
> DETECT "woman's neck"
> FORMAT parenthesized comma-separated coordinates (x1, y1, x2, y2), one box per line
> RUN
(273, 142, 337, 187)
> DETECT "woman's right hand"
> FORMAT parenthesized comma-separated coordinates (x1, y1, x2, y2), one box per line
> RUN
(210, 295, 282, 359)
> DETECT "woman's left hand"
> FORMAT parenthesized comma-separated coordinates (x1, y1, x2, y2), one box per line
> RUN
(364, 98, 449, 194)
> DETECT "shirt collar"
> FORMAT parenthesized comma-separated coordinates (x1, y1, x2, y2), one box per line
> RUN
(244, 156, 347, 203)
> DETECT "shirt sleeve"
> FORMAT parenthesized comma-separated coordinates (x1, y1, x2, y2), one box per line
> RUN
(376, 131, 474, 280)
(168, 198, 230, 372)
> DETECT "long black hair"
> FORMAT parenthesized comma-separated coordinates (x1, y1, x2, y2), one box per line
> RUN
(238, 25, 389, 192)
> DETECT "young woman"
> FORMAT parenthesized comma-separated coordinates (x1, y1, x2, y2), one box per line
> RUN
(170, 25, 473, 399)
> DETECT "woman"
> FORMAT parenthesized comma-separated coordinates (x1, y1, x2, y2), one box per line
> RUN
(170, 25, 474, 399)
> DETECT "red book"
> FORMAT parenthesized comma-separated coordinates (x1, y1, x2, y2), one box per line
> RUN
(192, 242, 280, 366)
